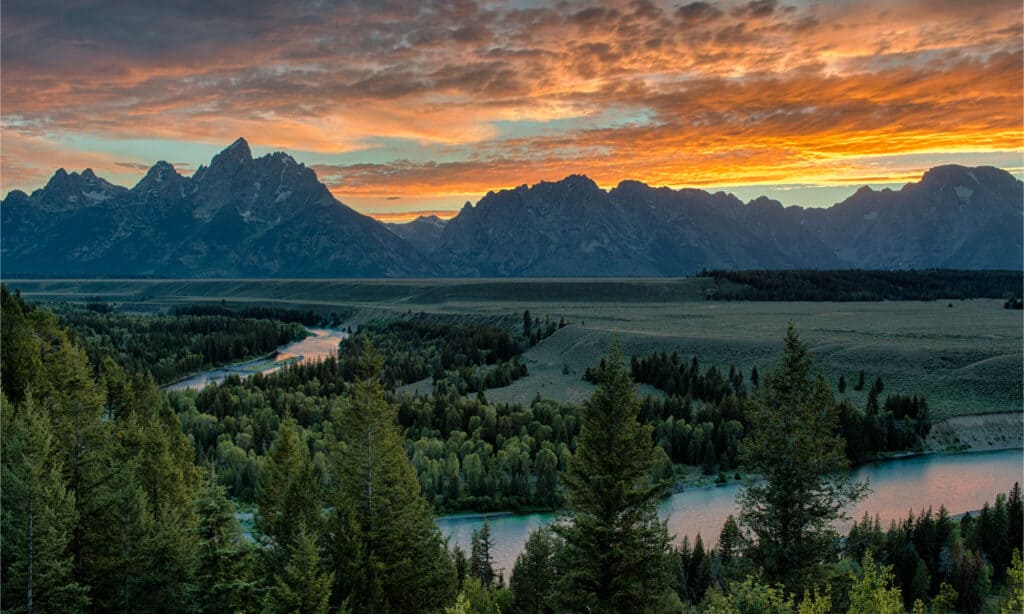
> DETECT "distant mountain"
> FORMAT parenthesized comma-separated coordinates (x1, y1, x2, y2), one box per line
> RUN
(385, 215, 448, 255)
(2, 139, 1020, 277)
(430, 166, 1022, 275)
(1, 139, 431, 277)
(796, 165, 1023, 269)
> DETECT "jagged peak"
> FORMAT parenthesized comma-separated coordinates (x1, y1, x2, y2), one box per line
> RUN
(746, 195, 784, 209)
(132, 161, 182, 191)
(226, 137, 251, 155)
(44, 168, 72, 190)
(81, 168, 98, 181)
(207, 137, 253, 172)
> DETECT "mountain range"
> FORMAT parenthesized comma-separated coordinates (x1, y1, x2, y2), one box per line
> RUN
(3, 139, 1021, 277)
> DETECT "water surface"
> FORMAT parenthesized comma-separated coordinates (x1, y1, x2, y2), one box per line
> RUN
(163, 327, 347, 391)
(436, 449, 1023, 576)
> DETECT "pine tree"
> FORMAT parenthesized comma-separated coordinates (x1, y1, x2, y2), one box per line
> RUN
(470, 521, 497, 587)
(333, 346, 456, 612)
(256, 415, 322, 563)
(554, 345, 673, 612)
(510, 528, 560, 614)
(1, 395, 89, 613)
(263, 523, 334, 614)
(195, 470, 257, 613)
(717, 515, 743, 567)
(738, 324, 868, 595)
(838, 374, 846, 394)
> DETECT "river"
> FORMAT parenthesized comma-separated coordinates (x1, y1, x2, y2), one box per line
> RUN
(163, 327, 348, 391)
(436, 448, 1024, 576)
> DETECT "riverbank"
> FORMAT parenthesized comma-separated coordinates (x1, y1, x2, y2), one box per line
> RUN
(438, 448, 1024, 575)
(162, 327, 348, 391)
(925, 411, 1024, 452)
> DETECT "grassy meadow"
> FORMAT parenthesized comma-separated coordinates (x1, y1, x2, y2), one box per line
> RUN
(8, 278, 1022, 420)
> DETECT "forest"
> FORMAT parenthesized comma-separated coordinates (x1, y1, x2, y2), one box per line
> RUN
(700, 270, 1023, 302)
(50, 300, 307, 385)
(2, 287, 1021, 613)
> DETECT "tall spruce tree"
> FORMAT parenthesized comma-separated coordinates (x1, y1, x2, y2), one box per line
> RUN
(194, 469, 257, 613)
(333, 346, 456, 613)
(256, 415, 323, 573)
(470, 521, 497, 587)
(510, 528, 561, 614)
(737, 324, 867, 595)
(1, 395, 89, 613)
(554, 345, 673, 613)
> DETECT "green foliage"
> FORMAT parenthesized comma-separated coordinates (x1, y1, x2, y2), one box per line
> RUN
(1000, 549, 1024, 613)
(554, 345, 673, 613)
(470, 521, 497, 587)
(738, 324, 868, 595)
(256, 415, 322, 560)
(703, 577, 794, 613)
(263, 524, 334, 614)
(847, 551, 904, 614)
(1, 395, 89, 612)
(701, 269, 1023, 301)
(333, 350, 456, 612)
(195, 470, 258, 613)
(931, 582, 958, 614)
(510, 528, 561, 614)
(52, 302, 306, 384)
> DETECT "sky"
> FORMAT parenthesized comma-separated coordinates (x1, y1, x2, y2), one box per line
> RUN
(2, 0, 1022, 222)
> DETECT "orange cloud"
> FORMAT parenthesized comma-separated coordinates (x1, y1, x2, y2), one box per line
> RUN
(1, 0, 1020, 215)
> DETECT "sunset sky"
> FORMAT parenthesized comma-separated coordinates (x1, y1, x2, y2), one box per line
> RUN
(2, 0, 1022, 221)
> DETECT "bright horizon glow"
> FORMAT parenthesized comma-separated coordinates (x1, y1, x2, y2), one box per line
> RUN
(2, 0, 1022, 220)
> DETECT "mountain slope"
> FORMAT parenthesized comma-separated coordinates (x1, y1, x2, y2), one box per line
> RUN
(3, 141, 1020, 278)
(1, 139, 433, 277)
(386, 215, 448, 255)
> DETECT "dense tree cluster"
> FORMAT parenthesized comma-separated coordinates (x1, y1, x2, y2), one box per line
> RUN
(700, 269, 1023, 301)
(847, 483, 1024, 613)
(339, 317, 522, 388)
(51, 301, 306, 384)
(2, 286, 208, 611)
(171, 303, 335, 326)
(2, 288, 456, 613)
(6, 289, 1021, 613)
(838, 392, 932, 463)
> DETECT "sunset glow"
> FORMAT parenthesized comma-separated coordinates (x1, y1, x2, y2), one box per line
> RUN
(2, 0, 1021, 219)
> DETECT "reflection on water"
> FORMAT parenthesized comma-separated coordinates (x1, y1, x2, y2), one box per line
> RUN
(437, 449, 1024, 576)
(163, 327, 347, 391)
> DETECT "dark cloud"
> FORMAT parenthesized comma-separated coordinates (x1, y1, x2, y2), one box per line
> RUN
(732, 0, 779, 20)
(675, 2, 723, 24)
(115, 161, 151, 171)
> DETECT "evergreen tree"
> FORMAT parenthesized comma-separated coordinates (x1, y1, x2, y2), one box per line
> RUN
(334, 347, 456, 613)
(263, 523, 335, 614)
(510, 528, 560, 614)
(837, 374, 846, 394)
(256, 415, 323, 570)
(853, 370, 865, 391)
(1, 395, 89, 613)
(195, 470, 257, 613)
(737, 325, 868, 595)
(452, 545, 470, 590)
(470, 521, 497, 587)
(554, 345, 673, 612)
(717, 514, 743, 568)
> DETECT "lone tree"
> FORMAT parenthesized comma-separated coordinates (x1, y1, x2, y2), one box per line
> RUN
(738, 324, 868, 595)
(554, 344, 673, 612)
